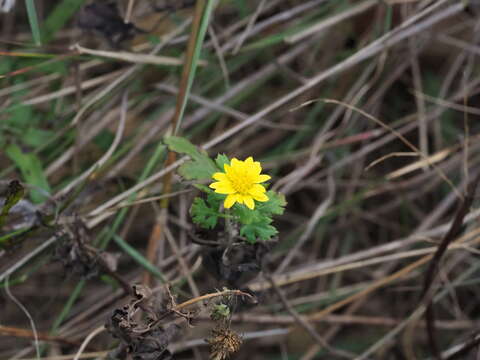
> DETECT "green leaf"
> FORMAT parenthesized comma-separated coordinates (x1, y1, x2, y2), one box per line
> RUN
(0, 180, 25, 230)
(5, 144, 50, 203)
(190, 195, 222, 229)
(165, 136, 217, 180)
(0, 227, 33, 249)
(240, 218, 278, 243)
(193, 184, 211, 193)
(256, 191, 287, 216)
(8, 104, 36, 130)
(94, 129, 114, 151)
(232, 191, 285, 225)
(42, 0, 86, 43)
(232, 204, 262, 225)
(23, 128, 54, 147)
(164, 136, 201, 158)
(25, 0, 42, 46)
(211, 303, 230, 320)
(215, 153, 230, 170)
(113, 235, 166, 282)
(178, 159, 216, 180)
(234, 191, 285, 243)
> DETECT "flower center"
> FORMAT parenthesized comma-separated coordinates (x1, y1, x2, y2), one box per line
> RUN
(229, 171, 253, 194)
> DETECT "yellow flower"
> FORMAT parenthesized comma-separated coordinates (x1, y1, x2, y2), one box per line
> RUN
(209, 157, 270, 210)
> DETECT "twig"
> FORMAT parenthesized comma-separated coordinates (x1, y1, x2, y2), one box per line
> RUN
(72, 326, 105, 360)
(265, 274, 355, 359)
(0, 325, 78, 345)
(4, 275, 40, 360)
(420, 172, 480, 359)
(124, 0, 135, 24)
(72, 44, 193, 66)
(55, 91, 128, 198)
(144, 0, 210, 286)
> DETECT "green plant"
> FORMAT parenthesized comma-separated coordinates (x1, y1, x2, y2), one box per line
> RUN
(165, 136, 286, 243)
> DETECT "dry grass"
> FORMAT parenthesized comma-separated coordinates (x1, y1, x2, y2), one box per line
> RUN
(2, 0, 480, 359)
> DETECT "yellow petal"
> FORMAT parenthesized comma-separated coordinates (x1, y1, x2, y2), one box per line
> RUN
(255, 174, 271, 183)
(243, 196, 255, 209)
(223, 163, 231, 174)
(253, 192, 268, 202)
(224, 194, 238, 208)
(250, 192, 268, 202)
(212, 172, 227, 181)
(231, 158, 242, 168)
(248, 184, 267, 196)
(211, 183, 235, 194)
(252, 162, 262, 176)
(236, 194, 245, 205)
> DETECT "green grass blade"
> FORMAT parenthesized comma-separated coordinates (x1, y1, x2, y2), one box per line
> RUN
(42, 0, 86, 43)
(25, 0, 42, 45)
(113, 235, 166, 282)
(50, 280, 85, 334)
(173, 0, 217, 134)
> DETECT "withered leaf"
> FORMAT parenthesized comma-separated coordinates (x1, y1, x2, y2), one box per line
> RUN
(130, 326, 178, 360)
(201, 241, 272, 287)
(77, 2, 141, 48)
(106, 288, 179, 360)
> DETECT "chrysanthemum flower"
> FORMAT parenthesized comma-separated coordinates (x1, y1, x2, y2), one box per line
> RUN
(209, 157, 270, 210)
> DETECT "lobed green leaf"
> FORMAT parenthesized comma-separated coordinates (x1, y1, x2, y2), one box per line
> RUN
(165, 136, 217, 180)
(240, 218, 278, 243)
(190, 193, 224, 229)
(256, 191, 287, 216)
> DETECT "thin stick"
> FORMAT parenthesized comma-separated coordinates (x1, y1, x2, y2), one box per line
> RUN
(124, 0, 135, 24)
(4, 275, 40, 360)
(266, 274, 354, 359)
(56, 91, 128, 198)
(419, 172, 480, 359)
(324, 98, 460, 196)
(0, 325, 78, 345)
(72, 326, 105, 360)
(144, 0, 211, 286)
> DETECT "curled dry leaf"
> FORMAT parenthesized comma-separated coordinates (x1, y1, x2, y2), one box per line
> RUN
(55, 217, 119, 279)
(106, 285, 179, 360)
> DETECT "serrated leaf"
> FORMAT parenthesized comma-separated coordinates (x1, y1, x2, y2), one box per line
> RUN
(240, 220, 277, 243)
(231, 191, 285, 225)
(256, 191, 286, 216)
(215, 153, 230, 170)
(190, 195, 222, 229)
(232, 205, 262, 225)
